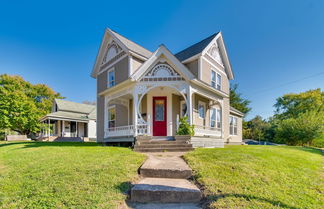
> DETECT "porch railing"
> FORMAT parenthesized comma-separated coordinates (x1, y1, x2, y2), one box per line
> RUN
(194, 125, 222, 137)
(105, 124, 149, 137)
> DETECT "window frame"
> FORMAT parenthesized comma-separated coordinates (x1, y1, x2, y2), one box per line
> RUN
(210, 108, 222, 128)
(229, 115, 238, 135)
(216, 72, 221, 90)
(198, 101, 206, 119)
(108, 105, 116, 129)
(107, 68, 115, 88)
(180, 100, 187, 118)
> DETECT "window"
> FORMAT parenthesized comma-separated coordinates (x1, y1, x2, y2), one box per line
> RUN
(229, 116, 238, 135)
(180, 100, 187, 117)
(211, 70, 221, 90)
(210, 108, 222, 128)
(211, 70, 216, 88)
(216, 73, 221, 90)
(105, 46, 117, 62)
(198, 101, 206, 119)
(108, 106, 116, 129)
(108, 68, 115, 88)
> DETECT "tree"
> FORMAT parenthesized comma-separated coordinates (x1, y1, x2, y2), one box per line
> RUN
(230, 84, 251, 115)
(274, 88, 323, 120)
(0, 74, 63, 135)
(244, 115, 270, 141)
(275, 110, 324, 146)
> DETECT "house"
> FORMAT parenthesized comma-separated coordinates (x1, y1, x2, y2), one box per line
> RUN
(91, 28, 244, 147)
(40, 99, 96, 141)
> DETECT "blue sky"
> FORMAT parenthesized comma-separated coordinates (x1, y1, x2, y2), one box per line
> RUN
(0, 0, 323, 120)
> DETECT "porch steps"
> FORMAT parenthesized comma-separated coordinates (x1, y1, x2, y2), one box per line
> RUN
(130, 153, 202, 204)
(134, 140, 194, 152)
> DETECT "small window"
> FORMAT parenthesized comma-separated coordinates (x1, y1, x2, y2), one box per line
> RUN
(198, 101, 206, 119)
(108, 106, 116, 128)
(108, 69, 115, 88)
(210, 108, 221, 128)
(229, 116, 238, 135)
(216, 73, 221, 90)
(180, 100, 187, 117)
(211, 70, 216, 88)
(105, 46, 117, 62)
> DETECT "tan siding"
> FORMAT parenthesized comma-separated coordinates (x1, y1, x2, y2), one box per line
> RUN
(115, 104, 128, 126)
(97, 71, 107, 93)
(132, 56, 144, 73)
(172, 94, 181, 135)
(223, 97, 230, 140)
(201, 58, 229, 94)
(185, 60, 199, 78)
(96, 96, 105, 142)
(193, 94, 209, 126)
(115, 56, 129, 85)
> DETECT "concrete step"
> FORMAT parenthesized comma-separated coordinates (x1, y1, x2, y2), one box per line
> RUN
(136, 140, 187, 145)
(134, 147, 194, 152)
(134, 144, 192, 149)
(131, 178, 202, 203)
(140, 153, 192, 179)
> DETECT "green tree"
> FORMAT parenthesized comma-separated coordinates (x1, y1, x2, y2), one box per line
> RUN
(244, 115, 270, 141)
(274, 88, 324, 119)
(0, 74, 63, 135)
(275, 110, 324, 146)
(230, 84, 251, 115)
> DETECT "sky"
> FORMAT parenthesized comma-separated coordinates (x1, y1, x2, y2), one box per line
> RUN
(0, 0, 323, 120)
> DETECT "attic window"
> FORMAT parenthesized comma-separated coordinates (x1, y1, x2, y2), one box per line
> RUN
(209, 45, 222, 64)
(105, 46, 117, 62)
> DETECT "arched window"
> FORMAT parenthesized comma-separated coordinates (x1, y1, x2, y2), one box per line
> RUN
(105, 46, 117, 62)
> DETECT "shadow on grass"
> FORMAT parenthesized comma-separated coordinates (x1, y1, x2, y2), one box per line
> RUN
(115, 181, 132, 196)
(207, 193, 299, 209)
(281, 146, 323, 156)
(0, 141, 100, 148)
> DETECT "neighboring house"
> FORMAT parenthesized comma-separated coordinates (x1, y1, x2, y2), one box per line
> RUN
(91, 28, 244, 147)
(40, 99, 96, 141)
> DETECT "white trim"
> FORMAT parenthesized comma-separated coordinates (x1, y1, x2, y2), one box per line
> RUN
(181, 53, 201, 64)
(202, 56, 227, 77)
(198, 101, 206, 119)
(129, 55, 133, 76)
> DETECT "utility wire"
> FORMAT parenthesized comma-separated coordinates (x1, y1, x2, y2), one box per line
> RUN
(251, 71, 324, 94)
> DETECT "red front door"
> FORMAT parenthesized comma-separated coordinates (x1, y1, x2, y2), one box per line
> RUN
(153, 97, 167, 136)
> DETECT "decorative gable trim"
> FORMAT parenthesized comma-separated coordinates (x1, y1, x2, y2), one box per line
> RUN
(206, 43, 223, 66)
(202, 32, 234, 80)
(141, 62, 184, 82)
(102, 40, 123, 65)
(131, 45, 194, 81)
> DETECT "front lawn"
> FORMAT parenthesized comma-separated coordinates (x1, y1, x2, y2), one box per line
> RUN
(0, 141, 145, 208)
(184, 146, 323, 209)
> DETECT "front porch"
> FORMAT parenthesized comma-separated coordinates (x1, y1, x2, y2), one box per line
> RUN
(103, 81, 224, 146)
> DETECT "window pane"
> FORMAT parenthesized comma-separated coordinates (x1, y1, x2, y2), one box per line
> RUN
(198, 104, 205, 118)
(155, 100, 165, 121)
(234, 127, 237, 135)
(109, 121, 115, 128)
(211, 120, 215, 127)
(230, 125, 233, 135)
(212, 71, 216, 81)
(181, 103, 187, 117)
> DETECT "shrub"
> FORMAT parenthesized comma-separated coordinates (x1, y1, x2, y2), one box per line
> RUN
(176, 116, 195, 136)
(275, 110, 324, 145)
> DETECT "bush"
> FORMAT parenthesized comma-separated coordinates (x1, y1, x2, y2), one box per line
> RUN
(176, 116, 195, 136)
(312, 134, 324, 148)
(275, 110, 324, 146)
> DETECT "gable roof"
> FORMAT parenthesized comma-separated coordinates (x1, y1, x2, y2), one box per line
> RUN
(91, 28, 152, 78)
(108, 29, 152, 59)
(230, 106, 244, 117)
(55, 99, 96, 116)
(175, 33, 219, 62)
(131, 44, 195, 81)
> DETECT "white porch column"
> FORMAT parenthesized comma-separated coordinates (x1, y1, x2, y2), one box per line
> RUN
(187, 86, 193, 125)
(76, 122, 78, 137)
(133, 92, 138, 136)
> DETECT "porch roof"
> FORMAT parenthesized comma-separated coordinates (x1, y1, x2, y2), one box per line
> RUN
(230, 106, 244, 117)
(40, 111, 91, 123)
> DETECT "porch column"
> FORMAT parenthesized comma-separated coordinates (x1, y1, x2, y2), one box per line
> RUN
(187, 86, 193, 125)
(133, 92, 138, 136)
(48, 119, 50, 140)
(76, 122, 78, 137)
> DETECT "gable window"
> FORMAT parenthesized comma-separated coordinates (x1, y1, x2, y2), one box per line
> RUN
(108, 106, 116, 129)
(180, 100, 187, 117)
(210, 108, 222, 128)
(229, 116, 238, 135)
(198, 101, 206, 119)
(105, 46, 117, 62)
(108, 68, 115, 88)
(211, 70, 221, 90)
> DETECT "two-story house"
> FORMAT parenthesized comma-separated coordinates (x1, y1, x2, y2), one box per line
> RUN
(91, 28, 243, 147)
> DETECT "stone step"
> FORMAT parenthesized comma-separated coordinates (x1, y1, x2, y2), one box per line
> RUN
(134, 147, 194, 152)
(134, 144, 192, 149)
(136, 140, 187, 145)
(131, 178, 202, 203)
(140, 154, 192, 179)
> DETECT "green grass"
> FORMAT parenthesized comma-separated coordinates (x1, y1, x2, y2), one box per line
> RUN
(0, 141, 145, 208)
(184, 146, 324, 209)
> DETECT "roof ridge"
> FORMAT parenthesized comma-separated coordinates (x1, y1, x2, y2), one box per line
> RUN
(108, 28, 152, 57)
(55, 99, 96, 108)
